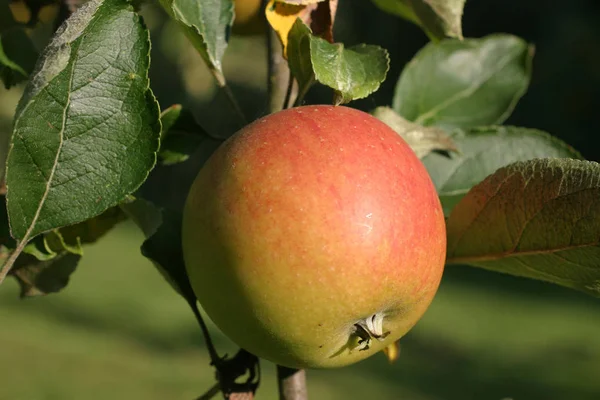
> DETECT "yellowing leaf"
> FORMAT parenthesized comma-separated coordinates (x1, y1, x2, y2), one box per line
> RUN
(265, 0, 336, 57)
(266, 0, 310, 56)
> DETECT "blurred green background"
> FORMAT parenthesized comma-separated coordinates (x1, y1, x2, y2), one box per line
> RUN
(2, 0, 600, 399)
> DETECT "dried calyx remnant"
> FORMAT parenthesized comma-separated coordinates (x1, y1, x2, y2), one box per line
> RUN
(353, 312, 390, 351)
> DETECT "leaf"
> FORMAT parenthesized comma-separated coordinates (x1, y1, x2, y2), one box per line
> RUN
(371, 0, 465, 41)
(423, 126, 583, 215)
(59, 206, 126, 245)
(120, 197, 162, 238)
(314, 40, 389, 105)
(371, 106, 457, 158)
(122, 197, 195, 301)
(159, 105, 216, 166)
(319, 51, 388, 105)
(159, 0, 233, 86)
(141, 208, 196, 301)
(1, 203, 124, 296)
(10, 230, 82, 297)
(393, 34, 533, 130)
(287, 18, 315, 101)
(265, 0, 337, 57)
(409, 0, 465, 41)
(5, 0, 160, 242)
(371, 0, 418, 24)
(287, 19, 389, 105)
(445, 158, 600, 297)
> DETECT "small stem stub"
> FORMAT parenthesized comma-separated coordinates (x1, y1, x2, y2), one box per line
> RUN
(352, 313, 390, 351)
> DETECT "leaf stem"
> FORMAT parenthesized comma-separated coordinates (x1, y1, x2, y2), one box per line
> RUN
(221, 84, 248, 127)
(0, 239, 26, 285)
(277, 366, 307, 400)
(282, 70, 295, 110)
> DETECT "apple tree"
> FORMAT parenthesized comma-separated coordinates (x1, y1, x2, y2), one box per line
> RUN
(1, 0, 599, 399)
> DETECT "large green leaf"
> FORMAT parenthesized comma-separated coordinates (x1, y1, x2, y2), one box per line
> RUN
(446, 158, 600, 297)
(423, 126, 582, 215)
(287, 19, 389, 105)
(5, 0, 160, 241)
(159, 0, 233, 86)
(393, 34, 533, 130)
(372, 0, 465, 41)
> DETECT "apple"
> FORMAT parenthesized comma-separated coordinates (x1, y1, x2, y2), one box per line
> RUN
(182, 105, 446, 369)
(231, 0, 264, 35)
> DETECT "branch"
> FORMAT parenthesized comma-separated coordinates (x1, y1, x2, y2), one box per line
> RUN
(277, 366, 308, 400)
(196, 382, 220, 400)
(267, 25, 290, 114)
(0, 239, 26, 285)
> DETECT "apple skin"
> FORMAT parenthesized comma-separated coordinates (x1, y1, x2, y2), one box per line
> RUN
(182, 105, 446, 369)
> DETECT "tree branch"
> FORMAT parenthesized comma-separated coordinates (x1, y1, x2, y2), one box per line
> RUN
(267, 26, 289, 114)
(277, 366, 308, 400)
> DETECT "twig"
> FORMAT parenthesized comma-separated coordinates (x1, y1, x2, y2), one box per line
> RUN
(0, 239, 26, 285)
(187, 298, 260, 399)
(282, 70, 298, 110)
(277, 366, 307, 400)
(267, 27, 289, 114)
(187, 298, 220, 362)
(196, 382, 220, 400)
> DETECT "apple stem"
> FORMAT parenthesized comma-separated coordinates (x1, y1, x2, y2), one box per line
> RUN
(277, 366, 308, 400)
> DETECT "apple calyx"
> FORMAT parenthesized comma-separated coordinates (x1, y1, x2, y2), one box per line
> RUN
(352, 313, 390, 351)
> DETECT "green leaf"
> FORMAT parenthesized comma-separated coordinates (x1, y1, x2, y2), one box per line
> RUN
(371, 0, 418, 23)
(122, 197, 195, 302)
(371, 106, 457, 158)
(159, 0, 233, 86)
(393, 34, 533, 130)
(287, 19, 389, 105)
(287, 19, 315, 104)
(446, 158, 600, 297)
(159, 105, 216, 166)
(312, 38, 390, 105)
(371, 0, 465, 41)
(10, 230, 82, 297)
(1, 204, 125, 296)
(423, 126, 583, 215)
(59, 206, 127, 246)
(141, 209, 195, 301)
(120, 197, 162, 238)
(5, 0, 160, 241)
